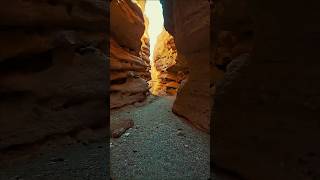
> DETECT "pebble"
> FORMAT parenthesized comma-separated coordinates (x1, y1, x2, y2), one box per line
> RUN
(177, 130, 184, 136)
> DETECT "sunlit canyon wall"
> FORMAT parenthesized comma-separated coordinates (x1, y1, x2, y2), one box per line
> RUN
(160, 0, 211, 132)
(151, 30, 188, 96)
(110, 0, 151, 109)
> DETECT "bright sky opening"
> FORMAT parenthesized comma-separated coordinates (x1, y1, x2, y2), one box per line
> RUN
(144, 0, 164, 62)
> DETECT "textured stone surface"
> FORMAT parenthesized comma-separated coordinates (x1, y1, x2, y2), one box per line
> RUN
(161, 0, 320, 179)
(0, 0, 107, 32)
(110, 0, 144, 54)
(212, 0, 320, 179)
(151, 29, 188, 96)
(0, 0, 107, 150)
(160, 0, 211, 132)
(110, 0, 150, 109)
(111, 118, 134, 138)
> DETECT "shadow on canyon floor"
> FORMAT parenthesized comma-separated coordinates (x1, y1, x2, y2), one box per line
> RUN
(0, 129, 108, 179)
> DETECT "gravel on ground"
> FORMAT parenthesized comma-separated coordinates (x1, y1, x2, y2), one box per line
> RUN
(0, 96, 210, 180)
(110, 96, 210, 180)
(0, 137, 108, 180)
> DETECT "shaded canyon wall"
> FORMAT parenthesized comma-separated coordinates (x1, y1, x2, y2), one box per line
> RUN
(161, 0, 320, 179)
(0, 0, 108, 150)
(212, 0, 320, 179)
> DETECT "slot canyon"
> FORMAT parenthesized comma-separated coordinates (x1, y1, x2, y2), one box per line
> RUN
(111, 0, 320, 179)
(0, 0, 319, 179)
(110, 0, 210, 134)
(110, 0, 210, 178)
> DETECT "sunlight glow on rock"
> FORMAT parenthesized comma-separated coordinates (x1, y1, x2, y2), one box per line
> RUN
(144, 0, 164, 62)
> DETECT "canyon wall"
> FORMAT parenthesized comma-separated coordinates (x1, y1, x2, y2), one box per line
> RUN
(161, 0, 320, 179)
(160, 0, 211, 132)
(212, 0, 320, 179)
(0, 0, 107, 150)
(110, 0, 151, 109)
(152, 29, 188, 96)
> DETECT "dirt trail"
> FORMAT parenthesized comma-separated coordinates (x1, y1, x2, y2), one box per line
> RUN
(111, 96, 210, 179)
(0, 96, 210, 180)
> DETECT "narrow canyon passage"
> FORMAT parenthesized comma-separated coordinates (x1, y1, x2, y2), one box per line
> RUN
(110, 96, 210, 179)
(0, 0, 318, 179)
(110, 0, 210, 178)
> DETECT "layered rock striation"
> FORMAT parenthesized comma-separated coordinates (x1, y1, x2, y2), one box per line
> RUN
(0, 0, 108, 150)
(151, 29, 188, 96)
(160, 0, 211, 132)
(110, 0, 151, 109)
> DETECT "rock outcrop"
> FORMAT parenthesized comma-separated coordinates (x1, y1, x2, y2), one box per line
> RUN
(212, 0, 320, 179)
(0, 0, 107, 150)
(110, 0, 151, 109)
(160, 0, 211, 132)
(151, 29, 188, 96)
(111, 118, 134, 138)
(161, 0, 320, 179)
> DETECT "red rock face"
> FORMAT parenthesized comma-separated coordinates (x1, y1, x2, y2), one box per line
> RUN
(0, 0, 108, 150)
(110, 0, 144, 54)
(160, 0, 211, 132)
(111, 118, 134, 138)
(151, 30, 188, 96)
(110, 0, 151, 109)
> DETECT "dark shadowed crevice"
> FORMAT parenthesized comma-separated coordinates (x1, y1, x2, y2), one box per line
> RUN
(0, 50, 54, 75)
(110, 78, 127, 85)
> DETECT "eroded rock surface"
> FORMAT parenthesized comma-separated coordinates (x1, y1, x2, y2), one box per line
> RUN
(110, 0, 151, 109)
(151, 30, 188, 96)
(110, 118, 134, 138)
(0, 0, 107, 150)
(160, 0, 211, 132)
(212, 0, 320, 179)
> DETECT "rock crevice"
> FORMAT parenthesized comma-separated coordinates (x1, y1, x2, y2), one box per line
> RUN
(151, 29, 188, 96)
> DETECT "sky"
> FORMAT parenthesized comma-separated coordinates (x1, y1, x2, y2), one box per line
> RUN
(144, 0, 164, 62)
